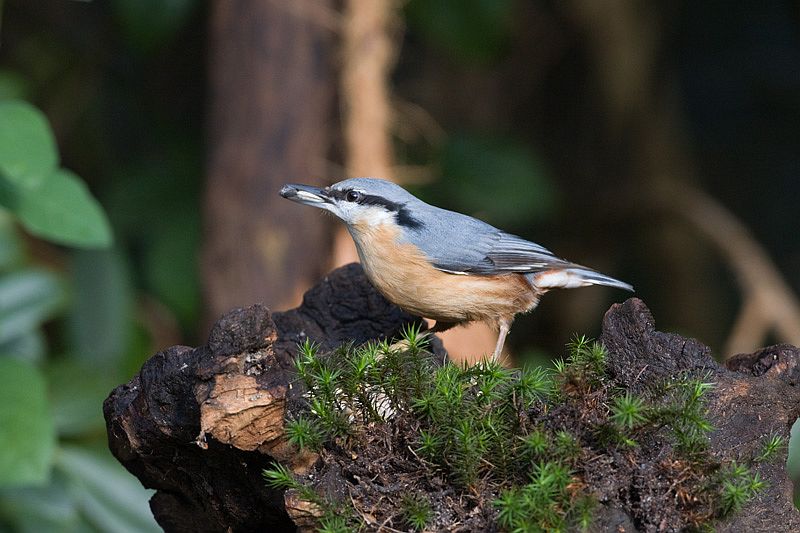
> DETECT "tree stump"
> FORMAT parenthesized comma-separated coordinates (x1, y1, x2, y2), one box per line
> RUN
(104, 264, 438, 532)
(104, 264, 800, 532)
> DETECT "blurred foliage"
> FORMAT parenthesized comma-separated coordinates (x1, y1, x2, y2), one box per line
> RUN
(103, 158, 202, 330)
(1, 445, 160, 533)
(790, 420, 800, 507)
(0, 357, 55, 487)
(421, 133, 556, 228)
(0, 101, 111, 247)
(405, 0, 515, 63)
(0, 95, 158, 529)
(110, 0, 196, 53)
(0, 0, 203, 528)
(0, 70, 30, 100)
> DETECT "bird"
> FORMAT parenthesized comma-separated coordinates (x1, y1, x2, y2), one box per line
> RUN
(280, 178, 632, 361)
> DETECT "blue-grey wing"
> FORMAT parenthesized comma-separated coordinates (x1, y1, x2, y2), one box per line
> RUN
(403, 206, 566, 274)
(480, 233, 567, 273)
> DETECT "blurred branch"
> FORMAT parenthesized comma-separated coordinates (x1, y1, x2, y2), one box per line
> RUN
(724, 297, 771, 357)
(341, 0, 398, 178)
(566, 0, 800, 357)
(334, 0, 401, 266)
(660, 181, 800, 356)
(393, 97, 446, 148)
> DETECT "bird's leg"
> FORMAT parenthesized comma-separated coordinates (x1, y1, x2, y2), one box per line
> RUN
(491, 319, 511, 362)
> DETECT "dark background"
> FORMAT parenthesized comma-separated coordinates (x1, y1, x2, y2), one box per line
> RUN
(0, 1, 798, 529)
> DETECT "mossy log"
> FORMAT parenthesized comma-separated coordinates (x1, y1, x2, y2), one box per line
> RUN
(104, 264, 799, 532)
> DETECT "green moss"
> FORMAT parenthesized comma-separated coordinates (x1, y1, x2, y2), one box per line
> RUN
(399, 492, 432, 531)
(263, 330, 772, 531)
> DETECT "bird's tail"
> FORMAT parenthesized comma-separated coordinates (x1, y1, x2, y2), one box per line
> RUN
(528, 266, 633, 292)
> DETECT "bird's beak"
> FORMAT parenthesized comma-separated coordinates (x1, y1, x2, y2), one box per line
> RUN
(279, 183, 330, 206)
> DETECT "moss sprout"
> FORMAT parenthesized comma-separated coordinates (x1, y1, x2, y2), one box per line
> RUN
(263, 329, 771, 531)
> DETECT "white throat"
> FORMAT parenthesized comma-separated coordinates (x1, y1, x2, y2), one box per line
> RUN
(348, 205, 397, 227)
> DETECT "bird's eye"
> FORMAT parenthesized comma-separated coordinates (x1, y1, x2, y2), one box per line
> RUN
(346, 190, 362, 202)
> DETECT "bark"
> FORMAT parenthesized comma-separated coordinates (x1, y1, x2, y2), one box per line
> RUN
(601, 299, 800, 532)
(105, 264, 439, 532)
(203, 0, 335, 318)
(105, 266, 800, 532)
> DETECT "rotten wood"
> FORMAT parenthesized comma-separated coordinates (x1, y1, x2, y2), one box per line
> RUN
(105, 265, 438, 532)
(601, 299, 800, 532)
(105, 266, 800, 532)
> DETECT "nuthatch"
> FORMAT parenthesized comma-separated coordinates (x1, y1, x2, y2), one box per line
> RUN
(280, 178, 632, 361)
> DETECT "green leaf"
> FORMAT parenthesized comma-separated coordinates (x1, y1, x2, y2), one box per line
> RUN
(0, 358, 56, 487)
(0, 481, 83, 533)
(786, 418, 800, 484)
(0, 100, 58, 189)
(45, 360, 120, 437)
(0, 212, 24, 271)
(16, 169, 113, 248)
(0, 171, 21, 211)
(68, 248, 133, 367)
(0, 269, 64, 344)
(56, 446, 160, 533)
(0, 329, 47, 364)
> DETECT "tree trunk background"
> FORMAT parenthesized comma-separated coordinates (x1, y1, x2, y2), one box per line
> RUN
(203, 1, 335, 320)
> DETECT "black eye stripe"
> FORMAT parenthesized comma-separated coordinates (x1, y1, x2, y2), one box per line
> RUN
(328, 188, 425, 229)
(360, 194, 397, 208)
(330, 189, 395, 208)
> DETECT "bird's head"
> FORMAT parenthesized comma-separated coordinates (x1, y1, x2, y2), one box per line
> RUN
(280, 178, 424, 230)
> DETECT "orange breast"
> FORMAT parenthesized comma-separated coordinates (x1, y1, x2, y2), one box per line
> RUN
(348, 222, 539, 328)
